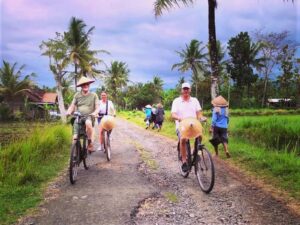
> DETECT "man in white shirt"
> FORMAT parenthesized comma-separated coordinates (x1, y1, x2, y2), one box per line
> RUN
(171, 82, 204, 172)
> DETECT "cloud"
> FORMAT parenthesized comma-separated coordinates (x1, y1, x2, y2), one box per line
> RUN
(1, 0, 299, 89)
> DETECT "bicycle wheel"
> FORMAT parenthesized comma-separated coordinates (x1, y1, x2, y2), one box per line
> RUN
(82, 138, 89, 170)
(69, 142, 79, 184)
(177, 142, 189, 178)
(195, 147, 215, 193)
(104, 131, 111, 161)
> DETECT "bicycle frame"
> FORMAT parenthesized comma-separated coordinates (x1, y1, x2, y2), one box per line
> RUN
(73, 112, 89, 161)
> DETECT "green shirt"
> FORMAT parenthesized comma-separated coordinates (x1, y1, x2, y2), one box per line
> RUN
(72, 92, 99, 116)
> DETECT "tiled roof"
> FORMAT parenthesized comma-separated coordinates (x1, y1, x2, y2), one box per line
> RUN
(42, 93, 57, 103)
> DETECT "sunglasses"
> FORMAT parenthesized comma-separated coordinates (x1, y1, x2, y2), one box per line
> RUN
(182, 87, 190, 90)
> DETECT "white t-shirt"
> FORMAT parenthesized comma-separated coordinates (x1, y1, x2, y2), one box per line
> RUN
(99, 100, 115, 115)
(171, 96, 202, 129)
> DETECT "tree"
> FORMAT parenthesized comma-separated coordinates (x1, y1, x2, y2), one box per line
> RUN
(254, 30, 294, 107)
(172, 39, 208, 99)
(105, 61, 130, 106)
(0, 61, 35, 111)
(276, 45, 298, 102)
(176, 76, 185, 91)
(65, 17, 106, 90)
(40, 32, 69, 123)
(227, 32, 265, 101)
(152, 75, 164, 102)
(154, 0, 219, 99)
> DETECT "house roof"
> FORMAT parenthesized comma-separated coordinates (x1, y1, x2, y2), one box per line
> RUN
(25, 89, 57, 104)
(42, 93, 57, 103)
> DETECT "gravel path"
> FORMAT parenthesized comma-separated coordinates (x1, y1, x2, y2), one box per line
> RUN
(19, 119, 300, 225)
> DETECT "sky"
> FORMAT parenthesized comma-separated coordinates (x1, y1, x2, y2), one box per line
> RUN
(0, 0, 299, 89)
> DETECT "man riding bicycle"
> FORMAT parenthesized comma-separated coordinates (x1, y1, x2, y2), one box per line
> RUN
(171, 82, 206, 172)
(66, 77, 99, 152)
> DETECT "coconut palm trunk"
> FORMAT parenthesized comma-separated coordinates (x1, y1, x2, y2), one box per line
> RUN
(55, 77, 67, 123)
(208, 0, 219, 99)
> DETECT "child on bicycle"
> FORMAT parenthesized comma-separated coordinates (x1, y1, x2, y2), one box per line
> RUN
(209, 95, 231, 158)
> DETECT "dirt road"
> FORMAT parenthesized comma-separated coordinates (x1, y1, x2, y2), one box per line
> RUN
(19, 119, 300, 225)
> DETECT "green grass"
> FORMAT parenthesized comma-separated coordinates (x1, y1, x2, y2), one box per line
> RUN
(231, 115, 300, 154)
(119, 110, 300, 201)
(164, 192, 179, 203)
(130, 140, 159, 170)
(0, 124, 71, 225)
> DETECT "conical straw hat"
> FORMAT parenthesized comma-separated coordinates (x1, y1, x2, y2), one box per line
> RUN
(77, 76, 95, 87)
(211, 95, 228, 107)
(179, 117, 203, 139)
(100, 115, 116, 131)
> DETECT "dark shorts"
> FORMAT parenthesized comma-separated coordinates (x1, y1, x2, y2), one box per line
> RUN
(156, 121, 163, 126)
(210, 126, 228, 146)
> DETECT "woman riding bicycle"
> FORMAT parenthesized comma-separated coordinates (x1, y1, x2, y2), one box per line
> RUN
(97, 91, 116, 151)
(171, 82, 206, 173)
(66, 77, 99, 152)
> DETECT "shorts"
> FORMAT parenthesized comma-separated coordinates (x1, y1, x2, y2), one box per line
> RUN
(210, 126, 228, 146)
(73, 116, 94, 135)
(156, 121, 163, 126)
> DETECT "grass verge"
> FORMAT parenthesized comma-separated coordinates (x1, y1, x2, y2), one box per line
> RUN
(0, 124, 71, 225)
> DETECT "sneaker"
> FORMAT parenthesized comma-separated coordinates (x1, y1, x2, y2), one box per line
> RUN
(181, 162, 189, 172)
(97, 146, 102, 151)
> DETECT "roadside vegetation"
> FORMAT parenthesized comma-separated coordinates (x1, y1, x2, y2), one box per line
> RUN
(119, 110, 300, 201)
(0, 123, 71, 225)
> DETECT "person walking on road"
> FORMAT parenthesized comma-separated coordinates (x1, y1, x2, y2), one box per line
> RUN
(144, 105, 152, 129)
(209, 95, 231, 158)
(155, 103, 165, 131)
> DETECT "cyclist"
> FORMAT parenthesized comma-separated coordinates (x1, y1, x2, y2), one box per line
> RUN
(171, 82, 205, 172)
(66, 77, 99, 152)
(97, 91, 116, 151)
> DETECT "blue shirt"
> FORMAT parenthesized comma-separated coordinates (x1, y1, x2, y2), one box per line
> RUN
(144, 108, 152, 118)
(211, 107, 229, 128)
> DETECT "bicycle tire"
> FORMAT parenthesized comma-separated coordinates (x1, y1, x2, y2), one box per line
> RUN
(104, 131, 111, 161)
(177, 142, 189, 178)
(82, 138, 89, 170)
(69, 142, 79, 184)
(195, 147, 215, 193)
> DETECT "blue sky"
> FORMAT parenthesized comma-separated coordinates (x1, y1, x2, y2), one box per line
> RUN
(0, 0, 299, 89)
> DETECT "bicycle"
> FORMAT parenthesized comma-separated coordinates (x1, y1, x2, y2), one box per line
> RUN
(69, 112, 91, 184)
(177, 137, 215, 193)
(101, 129, 112, 161)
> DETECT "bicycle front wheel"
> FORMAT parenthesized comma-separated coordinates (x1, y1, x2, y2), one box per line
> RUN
(195, 147, 215, 193)
(69, 142, 79, 184)
(104, 131, 111, 161)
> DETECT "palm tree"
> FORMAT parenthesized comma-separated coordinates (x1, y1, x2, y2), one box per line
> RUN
(0, 61, 35, 111)
(105, 61, 130, 105)
(40, 32, 69, 123)
(152, 75, 164, 102)
(65, 17, 96, 90)
(154, 0, 219, 99)
(172, 39, 207, 98)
